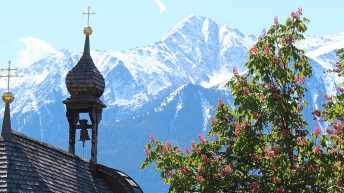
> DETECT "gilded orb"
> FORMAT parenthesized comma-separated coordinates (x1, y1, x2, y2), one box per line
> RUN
(2, 91, 14, 103)
(83, 27, 93, 36)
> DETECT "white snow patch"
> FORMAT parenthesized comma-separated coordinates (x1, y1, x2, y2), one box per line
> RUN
(200, 93, 212, 131)
(155, 84, 187, 112)
(201, 66, 233, 88)
(202, 18, 210, 42)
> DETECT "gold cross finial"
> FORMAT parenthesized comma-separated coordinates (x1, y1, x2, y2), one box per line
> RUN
(83, 6, 95, 27)
(0, 60, 19, 92)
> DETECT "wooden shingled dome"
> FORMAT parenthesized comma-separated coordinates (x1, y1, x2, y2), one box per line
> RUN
(65, 35, 105, 98)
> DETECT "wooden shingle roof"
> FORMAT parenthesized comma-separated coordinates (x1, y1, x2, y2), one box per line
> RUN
(0, 132, 143, 193)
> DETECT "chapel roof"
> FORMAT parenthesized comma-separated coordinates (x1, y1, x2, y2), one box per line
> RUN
(0, 131, 143, 193)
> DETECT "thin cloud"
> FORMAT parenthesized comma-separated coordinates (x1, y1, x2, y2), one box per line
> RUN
(154, 0, 167, 13)
(16, 37, 57, 68)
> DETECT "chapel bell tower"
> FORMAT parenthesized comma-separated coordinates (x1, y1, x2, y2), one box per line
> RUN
(63, 7, 106, 165)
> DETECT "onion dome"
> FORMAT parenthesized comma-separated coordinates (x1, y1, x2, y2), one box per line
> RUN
(65, 27, 105, 98)
(2, 91, 14, 104)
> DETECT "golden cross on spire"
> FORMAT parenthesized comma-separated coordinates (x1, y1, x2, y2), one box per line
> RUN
(83, 6, 95, 27)
(0, 61, 19, 92)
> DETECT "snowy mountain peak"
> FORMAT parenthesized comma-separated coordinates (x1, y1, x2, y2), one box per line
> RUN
(161, 14, 216, 42)
(161, 14, 248, 43)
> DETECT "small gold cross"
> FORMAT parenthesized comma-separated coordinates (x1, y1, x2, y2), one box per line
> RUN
(83, 6, 95, 27)
(0, 61, 19, 92)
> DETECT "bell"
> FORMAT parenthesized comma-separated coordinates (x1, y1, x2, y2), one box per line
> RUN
(79, 128, 91, 147)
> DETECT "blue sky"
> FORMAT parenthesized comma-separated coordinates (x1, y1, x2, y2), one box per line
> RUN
(0, 0, 343, 68)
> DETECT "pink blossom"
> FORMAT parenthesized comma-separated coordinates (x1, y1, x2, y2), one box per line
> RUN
(234, 122, 241, 136)
(300, 57, 305, 63)
(277, 49, 282, 56)
(252, 113, 260, 120)
(264, 44, 271, 56)
(272, 56, 278, 65)
(198, 134, 206, 144)
(276, 188, 284, 193)
(196, 176, 204, 183)
(294, 75, 306, 84)
(313, 127, 321, 136)
(272, 145, 280, 152)
(332, 146, 339, 154)
(235, 127, 241, 136)
(180, 167, 188, 174)
(144, 147, 150, 156)
(250, 44, 259, 56)
(332, 122, 343, 133)
(218, 169, 226, 177)
(273, 177, 281, 184)
(274, 16, 279, 27)
(312, 109, 322, 117)
(243, 122, 250, 127)
(162, 146, 168, 154)
(232, 66, 238, 75)
(296, 137, 303, 144)
(211, 116, 216, 124)
(303, 137, 308, 142)
(337, 86, 344, 92)
(149, 135, 155, 143)
(224, 165, 232, 174)
(314, 145, 321, 155)
(184, 191, 190, 193)
(243, 87, 250, 96)
(166, 140, 171, 148)
(340, 140, 344, 145)
(326, 129, 334, 135)
(267, 83, 277, 89)
(290, 8, 302, 19)
(259, 93, 265, 101)
(214, 134, 219, 141)
(252, 154, 260, 161)
(324, 94, 331, 102)
(307, 164, 316, 173)
(201, 154, 209, 163)
(264, 148, 275, 158)
(167, 170, 175, 177)
(279, 60, 287, 69)
(175, 148, 181, 154)
(185, 147, 190, 155)
(251, 182, 261, 191)
(192, 141, 197, 150)
(297, 7, 303, 16)
(218, 97, 223, 105)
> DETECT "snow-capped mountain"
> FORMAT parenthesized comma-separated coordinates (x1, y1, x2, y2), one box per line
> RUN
(0, 15, 343, 193)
